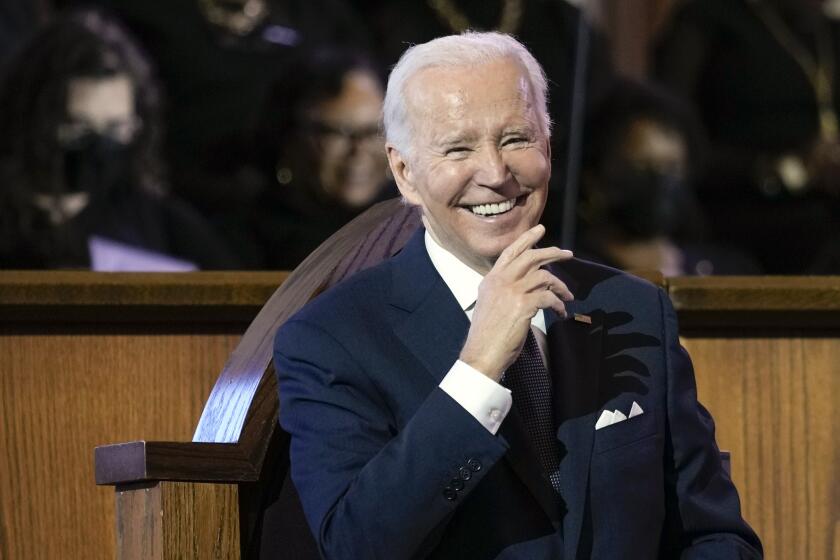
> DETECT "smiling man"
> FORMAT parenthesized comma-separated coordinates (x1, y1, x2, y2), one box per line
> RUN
(274, 32, 762, 559)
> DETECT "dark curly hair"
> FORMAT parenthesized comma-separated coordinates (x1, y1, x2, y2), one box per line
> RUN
(0, 8, 167, 257)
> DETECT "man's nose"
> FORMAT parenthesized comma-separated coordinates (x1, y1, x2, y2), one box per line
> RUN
(474, 146, 510, 188)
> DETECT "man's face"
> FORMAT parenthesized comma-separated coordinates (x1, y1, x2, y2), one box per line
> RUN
(388, 57, 550, 274)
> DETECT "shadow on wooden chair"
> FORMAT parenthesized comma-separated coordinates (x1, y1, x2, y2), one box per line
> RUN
(95, 198, 422, 558)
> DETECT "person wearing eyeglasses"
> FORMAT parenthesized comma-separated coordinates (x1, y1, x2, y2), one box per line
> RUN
(0, 9, 239, 270)
(212, 48, 394, 270)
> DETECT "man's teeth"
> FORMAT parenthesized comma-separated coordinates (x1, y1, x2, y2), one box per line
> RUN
(469, 198, 516, 216)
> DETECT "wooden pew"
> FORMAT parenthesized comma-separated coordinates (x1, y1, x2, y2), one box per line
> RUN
(0, 270, 286, 559)
(670, 277, 840, 560)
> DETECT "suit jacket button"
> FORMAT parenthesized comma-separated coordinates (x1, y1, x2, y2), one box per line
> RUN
(458, 467, 472, 481)
(467, 458, 482, 472)
(443, 487, 457, 501)
(451, 478, 465, 491)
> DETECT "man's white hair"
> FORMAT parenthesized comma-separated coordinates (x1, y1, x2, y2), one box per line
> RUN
(383, 31, 551, 158)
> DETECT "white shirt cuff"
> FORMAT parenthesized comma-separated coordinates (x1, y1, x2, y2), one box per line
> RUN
(439, 360, 512, 435)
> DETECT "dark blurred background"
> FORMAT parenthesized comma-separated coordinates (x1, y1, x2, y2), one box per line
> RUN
(1, 0, 838, 274)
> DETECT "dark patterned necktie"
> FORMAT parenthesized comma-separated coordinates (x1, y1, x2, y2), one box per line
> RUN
(502, 329, 562, 493)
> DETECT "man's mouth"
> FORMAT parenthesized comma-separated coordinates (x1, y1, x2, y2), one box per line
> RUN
(467, 196, 520, 216)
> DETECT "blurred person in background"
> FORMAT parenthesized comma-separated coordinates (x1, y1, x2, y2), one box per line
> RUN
(210, 48, 393, 269)
(656, 0, 840, 273)
(576, 79, 761, 276)
(0, 9, 240, 270)
(69, 0, 370, 220)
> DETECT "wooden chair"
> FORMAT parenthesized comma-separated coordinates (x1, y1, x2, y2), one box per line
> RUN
(95, 198, 423, 558)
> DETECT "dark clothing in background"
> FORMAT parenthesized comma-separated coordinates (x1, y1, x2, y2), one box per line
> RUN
(655, 0, 840, 273)
(0, 190, 241, 269)
(69, 0, 370, 213)
(354, 0, 614, 240)
(210, 174, 398, 270)
(0, 0, 51, 69)
(657, 0, 840, 151)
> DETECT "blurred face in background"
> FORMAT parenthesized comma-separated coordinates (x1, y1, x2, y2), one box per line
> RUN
(36, 74, 139, 224)
(619, 118, 687, 180)
(592, 117, 689, 240)
(306, 69, 387, 208)
(60, 74, 138, 146)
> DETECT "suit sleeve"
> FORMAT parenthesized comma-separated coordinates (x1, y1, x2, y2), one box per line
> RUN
(658, 290, 763, 558)
(274, 318, 509, 560)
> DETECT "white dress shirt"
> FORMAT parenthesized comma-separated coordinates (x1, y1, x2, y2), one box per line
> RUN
(426, 231, 549, 435)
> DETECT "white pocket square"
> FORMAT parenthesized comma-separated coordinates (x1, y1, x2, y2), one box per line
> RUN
(595, 401, 644, 430)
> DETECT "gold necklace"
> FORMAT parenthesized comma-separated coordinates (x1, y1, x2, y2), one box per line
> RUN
(427, 0, 524, 35)
(748, 0, 838, 141)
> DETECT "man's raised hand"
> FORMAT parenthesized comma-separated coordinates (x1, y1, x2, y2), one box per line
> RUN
(459, 224, 574, 381)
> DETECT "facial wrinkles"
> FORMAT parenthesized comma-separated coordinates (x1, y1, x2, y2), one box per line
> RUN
(420, 109, 541, 209)
(404, 61, 546, 184)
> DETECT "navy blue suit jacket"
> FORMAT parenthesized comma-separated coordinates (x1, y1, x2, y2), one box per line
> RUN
(274, 228, 762, 559)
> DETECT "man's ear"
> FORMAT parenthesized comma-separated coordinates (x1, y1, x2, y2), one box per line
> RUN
(386, 144, 422, 205)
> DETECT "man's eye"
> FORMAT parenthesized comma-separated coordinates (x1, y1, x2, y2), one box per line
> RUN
(503, 137, 528, 146)
(445, 147, 470, 156)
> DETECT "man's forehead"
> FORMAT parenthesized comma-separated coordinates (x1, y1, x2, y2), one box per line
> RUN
(404, 61, 534, 122)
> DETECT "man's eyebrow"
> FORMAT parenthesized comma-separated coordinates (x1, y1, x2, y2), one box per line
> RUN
(434, 132, 476, 147)
(503, 123, 536, 136)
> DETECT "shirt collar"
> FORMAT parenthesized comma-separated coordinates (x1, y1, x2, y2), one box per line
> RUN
(424, 230, 547, 334)
(425, 230, 483, 312)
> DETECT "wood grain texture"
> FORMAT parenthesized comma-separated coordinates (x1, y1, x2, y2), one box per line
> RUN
(0, 271, 287, 323)
(192, 198, 420, 445)
(683, 336, 838, 560)
(670, 276, 840, 329)
(96, 200, 421, 484)
(0, 326, 243, 559)
(116, 483, 163, 560)
(114, 482, 239, 560)
(159, 481, 240, 559)
(0, 271, 289, 306)
(669, 277, 840, 310)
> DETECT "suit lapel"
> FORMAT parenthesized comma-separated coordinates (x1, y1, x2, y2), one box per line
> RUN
(547, 300, 604, 560)
(389, 229, 563, 527)
(390, 229, 470, 384)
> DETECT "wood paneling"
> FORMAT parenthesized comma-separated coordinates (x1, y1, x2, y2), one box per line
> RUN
(159, 482, 239, 559)
(115, 482, 239, 560)
(0, 271, 287, 323)
(0, 329, 240, 559)
(116, 483, 163, 560)
(0, 271, 287, 560)
(683, 336, 838, 560)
